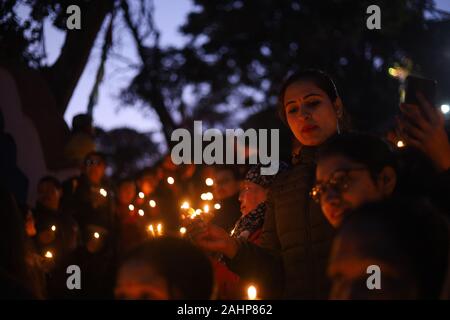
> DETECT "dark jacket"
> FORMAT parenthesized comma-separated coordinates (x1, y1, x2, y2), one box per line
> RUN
(226, 146, 335, 299)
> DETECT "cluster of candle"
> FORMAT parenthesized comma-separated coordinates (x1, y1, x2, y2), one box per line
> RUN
(148, 223, 164, 237)
(128, 199, 157, 217)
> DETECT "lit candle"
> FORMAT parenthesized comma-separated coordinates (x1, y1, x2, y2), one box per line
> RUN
(179, 227, 187, 235)
(203, 204, 210, 213)
(138, 192, 145, 199)
(99, 188, 108, 197)
(94, 232, 100, 239)
(138, 209, 145, 216)
(148, 224, 155, 237)
(128, 204, 135, 211)
(51, 225, 56, 232)
(214, 203, 221, 210)
(181, 201, 190, 209)
(397, 140, 405, 148)
(206, 192, 213, 201)
(200, 193, 207, 201)
(205, 178, 214, 186)
(247, 285, 258, 300)
(167, 177, 175, 185)
(45, 250, 53, 259)
(157, 223, 163, 236)
(149, 200, 156, 208)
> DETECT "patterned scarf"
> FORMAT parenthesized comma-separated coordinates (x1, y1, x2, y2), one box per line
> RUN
(230, 202, 266, 239)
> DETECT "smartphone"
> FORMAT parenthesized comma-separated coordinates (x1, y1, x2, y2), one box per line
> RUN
(404, 75, 437, 107)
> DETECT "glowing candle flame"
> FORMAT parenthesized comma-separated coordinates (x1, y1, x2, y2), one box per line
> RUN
(167, 177, 175, 185)
(94, 232, 100, 239)
(45, 251, 53, 259)
(138, 192, 145, 199)
(157, 223, 162, 235)
(214, 203, 221, 210)
(195, 209, 202, 216)
(179, 227, 187, 235)
(205, 178, 214, 186)
(51, 225, 56, 232)
(181, 201, 190, 209)
(397, 140, 405, 148)
(149, 200, 156, 208)
(247, 285, 257, 300)
(128, 204, 135, 211)
(203, 204, 210, 213)
(206, 192, 213, 201)
(138, 209, 145, 216)
(148, 224, 155, 236)
(99, 188, 107, 197)
(200, 193, 207, 201)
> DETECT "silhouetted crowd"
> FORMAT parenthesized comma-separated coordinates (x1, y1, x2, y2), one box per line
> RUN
(1, 69, 449, 300)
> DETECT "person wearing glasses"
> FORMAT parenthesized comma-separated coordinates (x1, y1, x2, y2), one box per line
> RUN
(193, 69, 347, 299)
(313, 133, 398, 228)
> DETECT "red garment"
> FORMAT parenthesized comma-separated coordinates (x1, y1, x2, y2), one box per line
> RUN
(213, 228, 262, 299)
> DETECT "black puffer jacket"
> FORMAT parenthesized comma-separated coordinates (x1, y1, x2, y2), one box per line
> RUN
(227, 146, 335, 299)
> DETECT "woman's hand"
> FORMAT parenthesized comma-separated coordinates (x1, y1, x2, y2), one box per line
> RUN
(192, 224, 239, 259)
(398, 92, 450, 172)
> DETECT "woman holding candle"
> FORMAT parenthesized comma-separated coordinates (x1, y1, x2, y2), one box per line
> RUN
(213, 163, 287, 299)
(194, 69, 348, 299)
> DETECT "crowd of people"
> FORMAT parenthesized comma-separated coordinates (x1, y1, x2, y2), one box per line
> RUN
(1, 69, 449, 300)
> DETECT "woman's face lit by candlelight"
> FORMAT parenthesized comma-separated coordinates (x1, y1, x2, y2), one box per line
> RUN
(284, 81, 341, 146)
(238, 181, 267, 215)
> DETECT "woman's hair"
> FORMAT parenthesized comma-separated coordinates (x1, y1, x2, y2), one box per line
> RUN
(317, 133, 397, 182)
(121, 237, 214, 299)
(277, 69, 351, 130)
(341, 198, 449, 299)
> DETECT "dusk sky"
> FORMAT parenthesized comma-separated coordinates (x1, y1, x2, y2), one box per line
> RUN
(38, 0, 450, 133)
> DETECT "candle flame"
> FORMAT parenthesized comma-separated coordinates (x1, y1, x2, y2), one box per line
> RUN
(99, 188, 107, 197)
(149, 200, 156, 208)
(167, 177, 175, 185)
(138, 209, 145, 216)
(45, 251, 53, 259)
(157, 223, 162, 235)
(214, 203, 221, 210)
(206, 192, 213, 201)
(138, 192, 145, 199)
(203, 204, 210, 213)
(200, 193, 207, 201)
(94, 232, 100, 239)
(179, 227, 187, 235)
(397, 140, 405, 148)
(51, 225, 56, 231)
(205, 178, 214, 186)
(128, 204, 135, 211)
(247, 285, 257, 300)
(181, 201, 190, 209)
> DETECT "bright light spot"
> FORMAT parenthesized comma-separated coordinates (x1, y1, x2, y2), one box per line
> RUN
(388, 67, 398, 77)
(128, 204, 135, 211)
(181, 201, 190, 209)
(203, 204, 210, 213)
(148, 225, 154, 233)
(195, 209, 203, 216)
(441, 104, 450, 114)
(94, 232, 100, 239)
(99, 188, 107, 197)
(149, 200, 156, 208)
(45, 251, 53, 259)
(206, 192, 213, 200)
(138, 209, 145, 216)
(167, 177, 175, 185)
(180, 227, 187, 235)
(138, 192, 145, 199)
(205, 178, 214, 186)
(247, 285, 257, 300)
(157, 223, 162, 234)
(51, 225, 56, 232)
(200, 193, 207, 201)
(214, 203, 221, 210)
(397, 140, 405, 148)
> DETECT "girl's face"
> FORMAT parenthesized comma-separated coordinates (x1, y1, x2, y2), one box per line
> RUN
(238, 181, 267, 215)
(284, 81, 340, 146)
